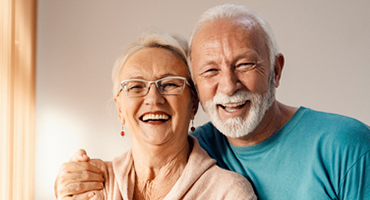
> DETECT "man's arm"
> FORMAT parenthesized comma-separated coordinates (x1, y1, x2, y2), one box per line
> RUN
(55, 149, 105, 199)
(339, 151, 370, 199)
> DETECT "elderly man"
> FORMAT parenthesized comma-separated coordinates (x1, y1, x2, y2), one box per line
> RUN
(56, 4, 370, 199)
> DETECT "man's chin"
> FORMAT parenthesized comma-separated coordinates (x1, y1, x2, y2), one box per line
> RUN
(211, 116, 253, 138)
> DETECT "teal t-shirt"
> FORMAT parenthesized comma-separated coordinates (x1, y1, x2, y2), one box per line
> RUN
(191, 107, 370, 199)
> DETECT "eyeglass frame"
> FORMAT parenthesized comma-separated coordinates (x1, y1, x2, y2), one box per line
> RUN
(116, 76, 192, 97)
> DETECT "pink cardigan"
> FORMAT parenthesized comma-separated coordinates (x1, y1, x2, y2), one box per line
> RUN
(90, 136, 256, 200)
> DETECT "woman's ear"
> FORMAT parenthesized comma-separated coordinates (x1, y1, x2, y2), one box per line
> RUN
(190, 95, 199, 120)
(273, 53, 285, 88)
(114, 97, 125, 125)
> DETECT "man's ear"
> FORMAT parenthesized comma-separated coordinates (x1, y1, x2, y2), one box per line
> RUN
(114, 97, 125, 125)
(273, 53, 285, 88)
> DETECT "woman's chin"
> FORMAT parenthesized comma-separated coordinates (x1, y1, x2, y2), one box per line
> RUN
(134, 128, 172, 146)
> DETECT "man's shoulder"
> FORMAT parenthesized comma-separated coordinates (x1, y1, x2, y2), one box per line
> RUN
(190, 121, 220, 141)
(299, 107, 369, 132)
(189, 122, 231, 164)
(298, 107, 370, 150)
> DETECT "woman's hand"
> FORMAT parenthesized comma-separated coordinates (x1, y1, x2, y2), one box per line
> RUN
(55, 149, 105, 199)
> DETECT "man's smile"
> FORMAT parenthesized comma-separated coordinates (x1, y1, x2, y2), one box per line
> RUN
(218, 101, 247, 112)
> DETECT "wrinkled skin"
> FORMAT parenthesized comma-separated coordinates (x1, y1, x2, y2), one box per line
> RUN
(54, 150, 105, 199)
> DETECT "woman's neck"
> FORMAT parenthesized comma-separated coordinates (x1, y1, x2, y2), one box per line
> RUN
(131, 136, 190, 200)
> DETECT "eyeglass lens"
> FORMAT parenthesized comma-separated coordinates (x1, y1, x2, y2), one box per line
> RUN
(123, 77, 186, 97)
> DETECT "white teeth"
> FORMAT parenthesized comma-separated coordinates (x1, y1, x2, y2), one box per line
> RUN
(220, 101, 246, 112)
(142, 114, 170, 121)
(224, 107, 238, 112)
(221, 101, 246, 108)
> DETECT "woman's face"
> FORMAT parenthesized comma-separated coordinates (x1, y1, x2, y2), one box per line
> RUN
(115, 47, 197, 146)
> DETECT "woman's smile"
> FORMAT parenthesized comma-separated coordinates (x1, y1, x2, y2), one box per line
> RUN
(140, 111, 171, 123)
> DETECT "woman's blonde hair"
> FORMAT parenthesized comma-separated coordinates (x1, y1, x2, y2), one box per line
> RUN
(112, 32, 197, 99)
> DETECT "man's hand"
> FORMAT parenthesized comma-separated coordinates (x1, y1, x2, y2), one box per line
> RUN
(55, 149, 105, 199)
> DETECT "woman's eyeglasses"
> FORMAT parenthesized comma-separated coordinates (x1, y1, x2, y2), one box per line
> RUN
(117, 76, 191, 97)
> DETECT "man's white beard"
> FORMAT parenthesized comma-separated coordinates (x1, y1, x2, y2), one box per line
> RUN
(202, 80, 276, 138)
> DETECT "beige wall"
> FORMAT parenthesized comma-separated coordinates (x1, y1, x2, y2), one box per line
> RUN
(35, 0, 370, 199)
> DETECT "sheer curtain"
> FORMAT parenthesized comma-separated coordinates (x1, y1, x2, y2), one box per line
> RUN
(0, 0, 37, 199)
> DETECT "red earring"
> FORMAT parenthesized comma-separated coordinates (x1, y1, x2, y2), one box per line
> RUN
(191, 120, 195, 132)
(121, 125, 125, 136)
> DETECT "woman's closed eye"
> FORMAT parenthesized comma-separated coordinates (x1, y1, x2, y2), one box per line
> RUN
(161, 82, 181, 91)
(129, 85, 144, 90)
(126, 83, 146, 92)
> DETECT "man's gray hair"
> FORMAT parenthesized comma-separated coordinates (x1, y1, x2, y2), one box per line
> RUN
(188, 4, 279, 69)
(112, 32, 195, 97)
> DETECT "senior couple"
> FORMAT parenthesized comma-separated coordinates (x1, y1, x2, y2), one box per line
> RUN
(55, 4, 370, 200)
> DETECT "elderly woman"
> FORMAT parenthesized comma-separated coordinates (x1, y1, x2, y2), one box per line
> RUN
(55, 33, 256, 200)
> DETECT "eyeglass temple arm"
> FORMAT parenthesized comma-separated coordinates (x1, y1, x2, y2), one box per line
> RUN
(116, 88, 122, 97)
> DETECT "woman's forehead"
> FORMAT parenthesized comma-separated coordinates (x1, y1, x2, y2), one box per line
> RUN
(121, 47, 189, 80)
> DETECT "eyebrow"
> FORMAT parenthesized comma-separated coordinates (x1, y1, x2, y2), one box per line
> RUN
(236, 48, 262, 59)
(127, 75, 144, 79)
(233, 53, 261, 63)
(127, 73, 178, 80)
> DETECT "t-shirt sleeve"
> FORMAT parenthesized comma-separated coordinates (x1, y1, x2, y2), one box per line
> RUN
(339, 150, 370, 200)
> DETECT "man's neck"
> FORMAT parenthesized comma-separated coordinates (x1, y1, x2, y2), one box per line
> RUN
(227, 101, 298, 146)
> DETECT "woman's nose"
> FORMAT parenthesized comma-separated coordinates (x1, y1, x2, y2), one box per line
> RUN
(144, 83, 165, 105)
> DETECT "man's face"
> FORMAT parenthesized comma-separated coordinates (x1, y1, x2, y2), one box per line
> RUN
(190, 18, 276, 138)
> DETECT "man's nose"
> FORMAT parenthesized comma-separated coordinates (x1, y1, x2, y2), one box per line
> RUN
(144, 83, 165, 105)
(218, 69, 241, 96)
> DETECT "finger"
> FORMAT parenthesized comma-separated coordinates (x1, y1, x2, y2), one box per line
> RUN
(60, 161, 103, 175)
(60, 171, 105, 183)
(57, 163, 104, 189)
(70, 149, 90, 162)
(60, 182, 104, 197)
(60, 191, 97, 200)
(56, 162, 104, 198)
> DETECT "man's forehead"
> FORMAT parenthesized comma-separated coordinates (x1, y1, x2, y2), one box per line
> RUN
(194, 18, 261, 44)
(191, 18, 268, 60)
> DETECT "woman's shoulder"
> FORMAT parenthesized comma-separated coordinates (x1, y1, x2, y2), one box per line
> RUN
(112, 149, 132, 167)
(178, 136, 256, 199)
(198, 165, 256, 199)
